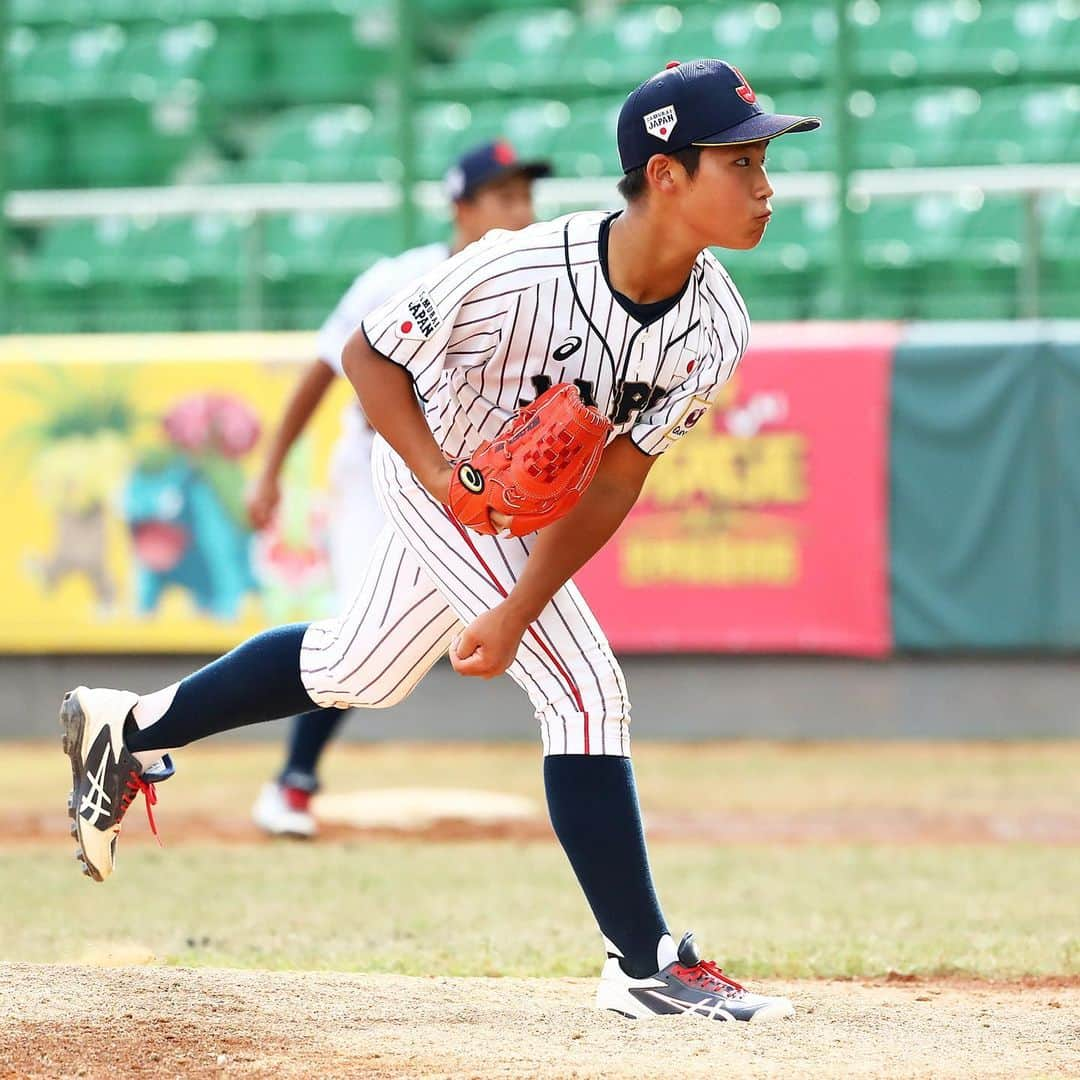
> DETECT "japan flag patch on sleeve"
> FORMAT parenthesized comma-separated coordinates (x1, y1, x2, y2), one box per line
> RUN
(395, 288, 443, 341)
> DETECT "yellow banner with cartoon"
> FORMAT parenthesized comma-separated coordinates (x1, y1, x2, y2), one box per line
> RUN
(0, 334, 358, 652)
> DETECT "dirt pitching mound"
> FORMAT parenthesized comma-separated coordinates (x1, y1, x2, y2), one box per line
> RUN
(2, 964, 1077, 1079)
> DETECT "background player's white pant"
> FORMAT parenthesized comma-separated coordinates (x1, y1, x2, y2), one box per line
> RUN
(300, 437, 631, 756)
(327, 427, 385, 604)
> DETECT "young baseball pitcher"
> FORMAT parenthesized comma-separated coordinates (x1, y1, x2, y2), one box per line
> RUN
(62, 60, 819, 1022)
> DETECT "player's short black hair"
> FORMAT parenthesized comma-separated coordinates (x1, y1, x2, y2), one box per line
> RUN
(617, 145, 703, 203)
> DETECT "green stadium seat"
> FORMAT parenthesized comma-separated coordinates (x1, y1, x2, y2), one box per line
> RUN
(87, 0, 183, 23)
(413, 101, 480, 180)
(853, 191, 984, 317)
(962, 1, 1079, 77)
(1041, 191, 1080, 268)
(420, 8, 577, 97)
(14, 217, 153, 332)
(410, 98, 571, 180)
(236, 105, 398, 183)
(854, 193, 1023, 319)
(262, 0, 396, 105)
(558, 5, 683, 93)
(1040, 191, 1080, 317)
(95, 21, 215, 101)
(499, 99, 572, 160)
(186, 16, 263, 107)
(958, 196, 1026, 270)
(12, 24, 126, 104)
(130, 213, 251, 330)
(852, 86, 982, 169)
(332, 214, 406, 275)
(544, 97, 622, 178)
(11, 0, 82, 26)
(65, 97, 205, 186)
(260, 212, 363, 329)
(675, 4, 836, 87)
(418, 0, 541, 16)
(851, 0, 981, 81)
(8, 107, 65, 189)
(959, 85, 1080, 166)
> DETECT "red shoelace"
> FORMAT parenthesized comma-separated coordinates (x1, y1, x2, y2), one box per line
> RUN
(118, 771, 162, 847)
(678, 960, 745, 995)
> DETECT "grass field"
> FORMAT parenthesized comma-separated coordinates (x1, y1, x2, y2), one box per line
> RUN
(3, 739, 1078, 1078)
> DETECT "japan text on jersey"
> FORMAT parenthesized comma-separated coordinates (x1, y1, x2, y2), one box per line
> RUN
(361, 212, 750, 460)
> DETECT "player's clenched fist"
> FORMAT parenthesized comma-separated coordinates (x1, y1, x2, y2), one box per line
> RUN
(448, 383, 612, 537)
(449, 605, 527, 679)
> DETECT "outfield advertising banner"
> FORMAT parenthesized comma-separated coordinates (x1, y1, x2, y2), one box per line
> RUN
(0, 334, 353, 652)
(2, 327, 895, 655)
(575, 324, 899, 655)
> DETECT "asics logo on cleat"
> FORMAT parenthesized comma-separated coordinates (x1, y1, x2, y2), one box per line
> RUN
(79, 736, 115, 827)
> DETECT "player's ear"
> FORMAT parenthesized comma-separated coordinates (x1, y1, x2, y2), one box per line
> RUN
(644, 153, 680, 197)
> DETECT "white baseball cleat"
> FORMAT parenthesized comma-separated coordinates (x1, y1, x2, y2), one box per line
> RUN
(596, 931, 795, 1023)
(60, 686, 168, 883)
(251, 782, 317, 838)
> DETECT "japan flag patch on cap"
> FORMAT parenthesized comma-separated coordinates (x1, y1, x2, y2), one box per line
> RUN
(643, 105, 677, 142)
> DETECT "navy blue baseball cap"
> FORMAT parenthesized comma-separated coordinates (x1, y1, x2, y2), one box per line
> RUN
(445, 140, 552, 201)
(618, 59, 821, 172)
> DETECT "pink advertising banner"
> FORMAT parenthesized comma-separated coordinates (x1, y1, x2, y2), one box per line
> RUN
(576, 323, 900, 656)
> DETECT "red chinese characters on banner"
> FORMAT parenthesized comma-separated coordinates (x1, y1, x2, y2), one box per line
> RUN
(576, 323, 899, 656)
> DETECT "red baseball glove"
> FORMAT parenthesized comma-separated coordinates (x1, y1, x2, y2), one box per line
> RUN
(448, 383, 613, 537)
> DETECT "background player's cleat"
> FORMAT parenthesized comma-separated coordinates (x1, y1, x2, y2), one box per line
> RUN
(60, 686, 163, 883)
(595, 931, 795, 1023)
(252, 782, 317, 838)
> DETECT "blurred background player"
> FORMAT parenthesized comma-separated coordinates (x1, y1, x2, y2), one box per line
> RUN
(246, 140, 551, 837)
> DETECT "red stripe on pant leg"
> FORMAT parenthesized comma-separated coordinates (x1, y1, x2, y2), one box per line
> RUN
(443, 510, 590, 752)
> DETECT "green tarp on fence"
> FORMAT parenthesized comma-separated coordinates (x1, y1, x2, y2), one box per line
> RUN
(891, 322, 1080, 650)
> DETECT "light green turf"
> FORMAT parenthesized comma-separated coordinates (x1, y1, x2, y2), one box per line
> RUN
(4, 843, 1077, 979)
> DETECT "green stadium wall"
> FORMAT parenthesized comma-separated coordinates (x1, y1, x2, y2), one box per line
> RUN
(891, 322, 1080, 650)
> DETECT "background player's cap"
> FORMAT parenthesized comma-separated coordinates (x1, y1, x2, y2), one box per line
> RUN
(617, 59, 821, 173)
(445, 140, 552, 201)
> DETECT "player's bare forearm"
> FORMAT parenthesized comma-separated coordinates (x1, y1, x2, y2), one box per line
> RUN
(263, 360, 334, 476)
(248, 359, 336, 528)
(342, 329, 452, 502)
(505, 435, 653, 624)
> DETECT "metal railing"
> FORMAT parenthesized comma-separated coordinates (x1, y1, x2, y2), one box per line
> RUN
(6, 164, 1077, 327)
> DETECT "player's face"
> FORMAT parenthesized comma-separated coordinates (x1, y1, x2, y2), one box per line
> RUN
(456, 174, 537, 241)
(683, 142, 775, 250)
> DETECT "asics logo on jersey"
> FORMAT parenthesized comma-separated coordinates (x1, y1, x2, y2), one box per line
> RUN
(79, 737, 114, 827)
(552, 336, 583, 363)
(457, 463, 485, 494)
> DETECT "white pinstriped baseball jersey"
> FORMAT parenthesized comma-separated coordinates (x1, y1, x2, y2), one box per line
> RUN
(300, 209, 751, 755)
(360, 211, 749, 460)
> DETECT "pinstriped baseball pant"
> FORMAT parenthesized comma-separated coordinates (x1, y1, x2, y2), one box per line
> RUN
(299, 437, 631, 756)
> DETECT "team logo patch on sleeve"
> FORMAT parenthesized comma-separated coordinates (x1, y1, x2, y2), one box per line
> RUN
(395, 288, 443, 341)
(643, 105, 677, 142)
(667, 395, 711, 441)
